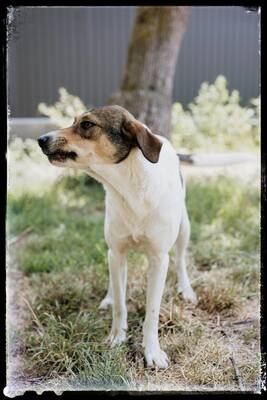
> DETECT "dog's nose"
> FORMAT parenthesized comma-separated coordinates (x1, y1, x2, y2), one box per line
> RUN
(38, 135, 50, 148)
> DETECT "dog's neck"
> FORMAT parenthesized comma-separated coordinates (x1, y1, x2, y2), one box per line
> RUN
(85, 148, 160, 215)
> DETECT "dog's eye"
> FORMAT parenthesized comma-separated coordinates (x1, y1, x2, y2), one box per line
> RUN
(80, 121, 94, 130)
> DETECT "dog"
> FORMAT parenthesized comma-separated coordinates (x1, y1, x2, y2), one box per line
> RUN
(38, 105, 198, 369)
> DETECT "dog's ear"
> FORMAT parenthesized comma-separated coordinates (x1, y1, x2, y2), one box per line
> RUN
(121, 119, 162, 163)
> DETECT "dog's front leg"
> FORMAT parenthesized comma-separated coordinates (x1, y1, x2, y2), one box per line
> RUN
(142, 253, 169, 369)
(99, 256, 127, 310)
(99, 272, 113, 310)
(106, 248, 127, 347)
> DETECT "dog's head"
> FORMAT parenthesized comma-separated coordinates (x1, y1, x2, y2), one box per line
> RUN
(38, 105, 163, 169)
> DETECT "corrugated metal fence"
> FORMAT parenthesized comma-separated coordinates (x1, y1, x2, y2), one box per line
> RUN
(8, 6, 260, 117)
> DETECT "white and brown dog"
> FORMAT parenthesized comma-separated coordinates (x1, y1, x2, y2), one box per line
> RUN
(38, 105, 198, 369)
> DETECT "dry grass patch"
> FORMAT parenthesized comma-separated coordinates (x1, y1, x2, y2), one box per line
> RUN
(197, 284, 239, 315)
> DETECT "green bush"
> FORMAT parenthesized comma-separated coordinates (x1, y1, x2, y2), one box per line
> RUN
(171, 75, 260, 152)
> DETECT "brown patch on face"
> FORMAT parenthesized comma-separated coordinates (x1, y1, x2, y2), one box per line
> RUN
(93, 133, 118, 163)
(69, 106, 136, 163)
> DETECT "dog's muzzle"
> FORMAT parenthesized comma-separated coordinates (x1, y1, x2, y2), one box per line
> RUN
(38, 134, 77, 162)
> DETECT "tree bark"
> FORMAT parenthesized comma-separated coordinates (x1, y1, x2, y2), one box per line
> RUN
(108, 6, 191, 138)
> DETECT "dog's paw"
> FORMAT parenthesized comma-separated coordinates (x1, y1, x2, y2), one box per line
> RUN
(177, 284, 197, 304)
(105, 328, 127, 348)
(144, 346, 169, 369)
(99, 297, 113, 310)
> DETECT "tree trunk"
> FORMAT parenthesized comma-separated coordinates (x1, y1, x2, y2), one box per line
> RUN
(108, 6, 191, 138)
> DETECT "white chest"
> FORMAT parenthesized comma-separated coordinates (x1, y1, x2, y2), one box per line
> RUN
(105, 189, 154, 240)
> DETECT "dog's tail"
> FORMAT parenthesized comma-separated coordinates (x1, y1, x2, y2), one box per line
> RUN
(177, 152, 258, 167)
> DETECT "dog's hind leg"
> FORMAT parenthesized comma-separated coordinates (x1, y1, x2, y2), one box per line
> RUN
(175, 205, 197, 303)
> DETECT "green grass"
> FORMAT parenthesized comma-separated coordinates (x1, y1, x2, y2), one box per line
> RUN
(25, 307, 129, 389)
(186, 176, 259, 270)
(8, 176, 106, 274)
(7, 171, 261, 392)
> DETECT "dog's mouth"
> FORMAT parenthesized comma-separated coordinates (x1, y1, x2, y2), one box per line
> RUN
(46, 150, 77, 162)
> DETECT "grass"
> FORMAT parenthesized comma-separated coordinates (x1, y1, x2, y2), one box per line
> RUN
(7, 160, 261, 393)
(8, 176, 106, 274)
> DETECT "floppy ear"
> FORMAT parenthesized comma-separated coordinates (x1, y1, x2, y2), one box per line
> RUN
(121, 119, 163, 163)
